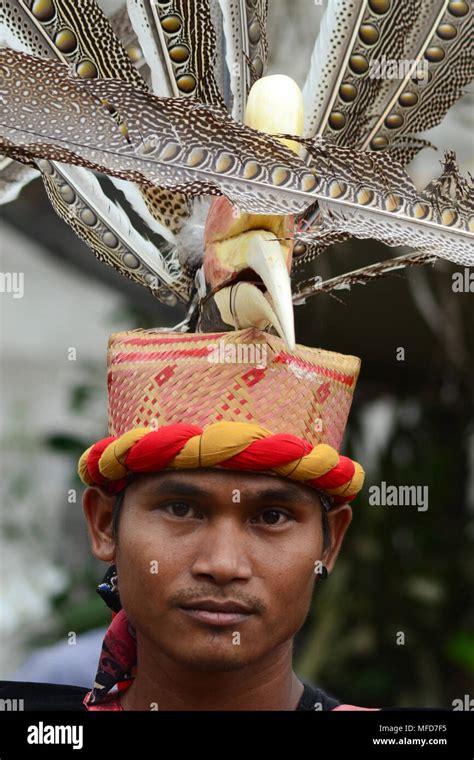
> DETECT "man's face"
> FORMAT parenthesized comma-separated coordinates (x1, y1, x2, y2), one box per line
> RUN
(89, 469, 350, 672)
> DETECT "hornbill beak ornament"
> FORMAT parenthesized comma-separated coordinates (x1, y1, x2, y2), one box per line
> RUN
(200, 75, 304, 351)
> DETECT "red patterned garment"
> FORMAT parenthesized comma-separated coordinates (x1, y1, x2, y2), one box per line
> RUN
(84, 692, 124, 711)
(82, 610, 136, 709)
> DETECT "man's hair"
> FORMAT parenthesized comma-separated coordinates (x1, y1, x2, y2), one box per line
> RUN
(111, 475, 332, 553)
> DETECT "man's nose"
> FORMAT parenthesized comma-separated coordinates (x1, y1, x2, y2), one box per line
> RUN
(189, 519, 253, 584)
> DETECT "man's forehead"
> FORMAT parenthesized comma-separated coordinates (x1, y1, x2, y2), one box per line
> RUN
(128, 468, 319, 503)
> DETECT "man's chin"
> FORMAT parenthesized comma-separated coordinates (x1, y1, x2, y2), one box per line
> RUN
(172, 651, 255, 672)
(160, 634, 263, 672)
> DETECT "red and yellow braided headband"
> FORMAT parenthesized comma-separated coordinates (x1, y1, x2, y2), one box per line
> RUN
(78, 420, 364, 506)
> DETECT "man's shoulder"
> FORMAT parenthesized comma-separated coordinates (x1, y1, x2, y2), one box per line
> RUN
(0, 680, 89, 711)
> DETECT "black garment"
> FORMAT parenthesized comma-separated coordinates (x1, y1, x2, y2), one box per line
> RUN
(297, 682, 340, 711)
(0, 680, 339, 711)
(0, 681, 89, 711)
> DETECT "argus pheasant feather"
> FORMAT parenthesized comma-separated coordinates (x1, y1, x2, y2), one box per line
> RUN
(0, 0, 472, 349)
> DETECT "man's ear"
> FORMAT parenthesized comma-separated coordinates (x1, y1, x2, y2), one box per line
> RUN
(323, 503, 352, 573)
(82, 486, 117, 562)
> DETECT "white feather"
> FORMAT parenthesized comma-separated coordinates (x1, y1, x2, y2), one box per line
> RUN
(176, 196, 213, 268)
(217, 0, 250, 123)
(126, 0, 174, 96)
(55, 163, 180, 287)
(0, 21, 33, 55)
(108, 176, 176, 245)
(302, 0, 365, 138)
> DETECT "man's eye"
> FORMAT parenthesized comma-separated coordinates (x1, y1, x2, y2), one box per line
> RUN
(164, 502, 197, 518)
(252, 509, 291, 526)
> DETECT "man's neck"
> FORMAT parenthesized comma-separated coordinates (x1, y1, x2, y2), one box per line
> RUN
(119, 638, 304, 711)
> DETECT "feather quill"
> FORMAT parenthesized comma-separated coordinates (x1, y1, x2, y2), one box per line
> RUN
(126, 0, 224, 107)
(302, 0, 367, 138)
(292, 251, 438, 302)
(217, 0, 269, 122)
(126, 0, 176, 97)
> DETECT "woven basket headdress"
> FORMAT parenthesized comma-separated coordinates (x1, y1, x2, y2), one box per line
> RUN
(78, 328, 364, 504)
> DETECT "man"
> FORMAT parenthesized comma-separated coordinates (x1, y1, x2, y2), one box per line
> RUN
(0, 0, 470, 720)
(82, 467, 354, 711)
(1, 326, 373, 711)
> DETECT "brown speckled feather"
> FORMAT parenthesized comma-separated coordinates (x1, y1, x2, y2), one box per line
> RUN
(0, 50, 472, 269)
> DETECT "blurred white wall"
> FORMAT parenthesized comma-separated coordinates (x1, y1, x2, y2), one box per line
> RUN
(0, 222, 130, 675)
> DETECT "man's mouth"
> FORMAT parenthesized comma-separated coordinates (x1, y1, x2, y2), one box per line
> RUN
(178, 599, 255, 627)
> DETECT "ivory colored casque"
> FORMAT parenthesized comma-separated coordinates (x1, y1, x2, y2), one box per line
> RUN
(203, 75, 305, 351)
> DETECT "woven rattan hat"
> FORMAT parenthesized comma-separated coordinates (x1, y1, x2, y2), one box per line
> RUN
(78, 327, 364, 506)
